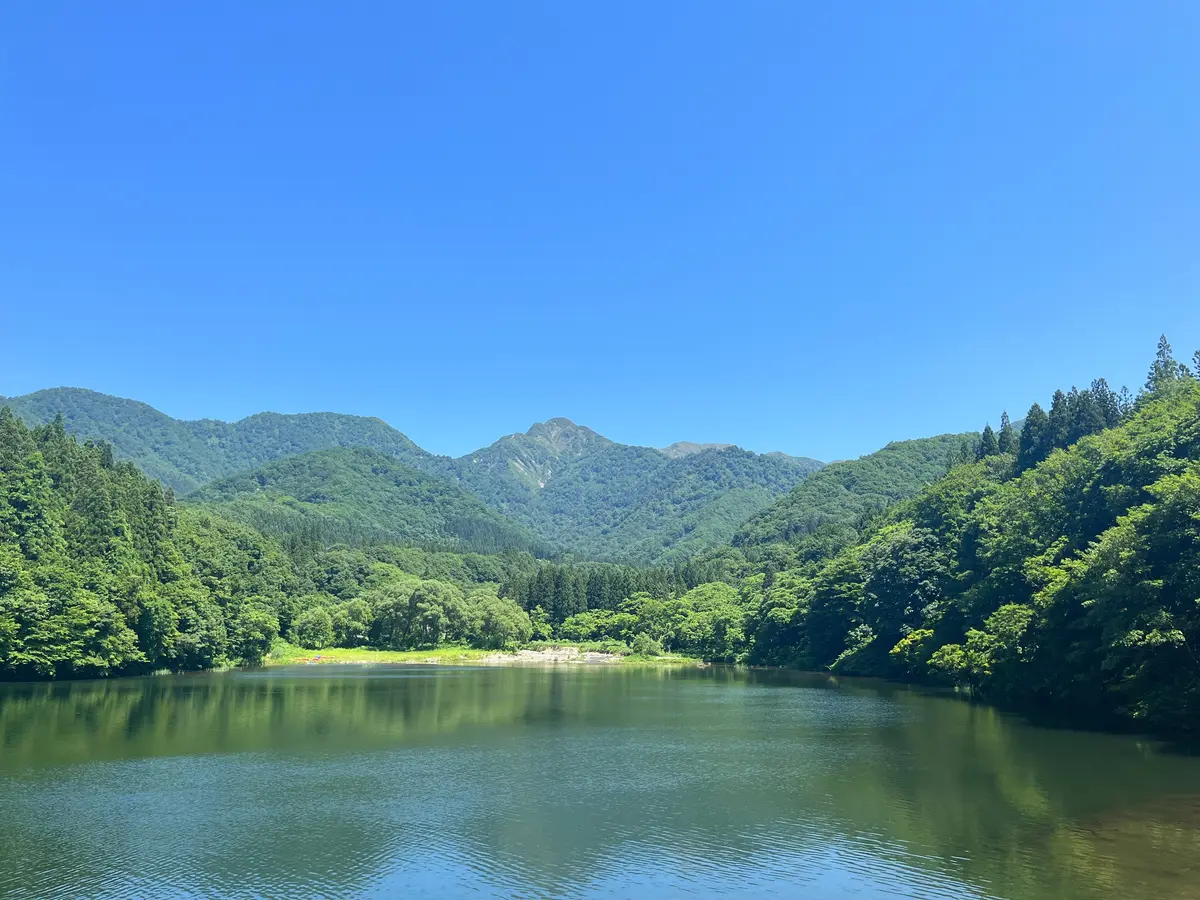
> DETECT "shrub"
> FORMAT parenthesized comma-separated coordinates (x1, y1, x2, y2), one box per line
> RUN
(630, 632, 664, 657)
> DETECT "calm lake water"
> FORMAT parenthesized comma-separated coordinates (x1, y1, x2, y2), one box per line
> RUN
(1, 665, 1199, 899)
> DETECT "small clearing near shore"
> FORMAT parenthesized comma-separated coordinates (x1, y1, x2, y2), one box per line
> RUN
(478, 647, 621, 665)
(266, 642, 698, 668)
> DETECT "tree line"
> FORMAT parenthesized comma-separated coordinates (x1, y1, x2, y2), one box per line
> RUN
(736, 336, 1200, 736)
(0, 413, 738, 672)
(4, 336, 1199, 740)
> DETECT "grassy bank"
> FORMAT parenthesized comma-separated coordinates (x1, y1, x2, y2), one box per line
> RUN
(265, 640, 700, 668)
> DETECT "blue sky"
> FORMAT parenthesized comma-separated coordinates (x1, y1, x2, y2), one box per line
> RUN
(2, 2, 1197, 461)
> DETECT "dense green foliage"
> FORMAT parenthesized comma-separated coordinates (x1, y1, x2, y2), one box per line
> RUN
(0, 410, 301, 676)
(0, 405, 745, 669)
(0, 412, 547, 675)
(734, 342, 1200, 736)
(187, 447, 541, 555)
(0, 388, 434, 493)
(516, 443, 821, 563)
(8, 338, 1200, 742)
(2, 395, 822, 564)
(550, 582, 755, 661)
(449, 419, 822, 563)
(500, 555, 732, 624)
(732, 432, 976, 566)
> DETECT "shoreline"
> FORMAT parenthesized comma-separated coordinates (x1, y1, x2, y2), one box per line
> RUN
(264, 643, 703, 668)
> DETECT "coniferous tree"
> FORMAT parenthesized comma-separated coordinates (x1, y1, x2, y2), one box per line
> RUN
(1145, 334, 1180, 394)
(1016, 402, 1049, 471)
(1091, 379, 1122, 428)
(997, 412, 1015, 454)
(1117, 385, 1134, 418)
(1066, 387, 1104, 444)
(977, 425, 999, 459)
(1193, 349, 1200, 378)
(1046, 390, 1070, 454)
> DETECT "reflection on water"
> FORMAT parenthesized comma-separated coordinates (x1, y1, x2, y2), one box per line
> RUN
(1, 666, 1199, 898)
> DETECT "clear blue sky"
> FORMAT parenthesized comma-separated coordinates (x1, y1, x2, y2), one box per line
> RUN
(2, 2, 1197, 462)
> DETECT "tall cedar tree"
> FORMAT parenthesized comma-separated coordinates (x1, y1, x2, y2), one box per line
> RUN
(1016, 402, 1049, 471)
(997, 412, 1015, 454)
(977, 425, 999, 459)
(1145, 334, 1179, 393)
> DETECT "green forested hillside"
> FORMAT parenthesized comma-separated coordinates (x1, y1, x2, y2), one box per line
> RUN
(6, 339, 1200, 740)
(456, 417, 614, 501)
(447, 419, 821, 563)
(732, 432, 976, 564)
(0, 409, 551, 676)
(0, 407, 726, 677)
(0, 388, 435, 493)
(530, 444, 821, 563)
(191, 439, 818, 565)
(734, 347, 1199, 735)
(658, 441, 734, 458)
(540, 340, 1200, 736)
(1, 393, 823, 563)
(0, 409, 299, 676)
(187, 447, 539, 554)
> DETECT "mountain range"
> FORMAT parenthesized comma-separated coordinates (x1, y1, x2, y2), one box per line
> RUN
(0, 387, 967, 565)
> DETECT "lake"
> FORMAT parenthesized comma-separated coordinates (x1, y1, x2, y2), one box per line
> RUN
(1, 665, 1198, 899)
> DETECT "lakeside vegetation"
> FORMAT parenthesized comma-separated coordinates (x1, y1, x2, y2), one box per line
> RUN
(264, 639, 698, 666)
(733, 338, 1200, 737)
(2, 337, 1199, 738)
(0, 413, 731, 676)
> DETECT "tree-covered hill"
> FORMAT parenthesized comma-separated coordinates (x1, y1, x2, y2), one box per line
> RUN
(0, 408, 302, 677)
(737, 342, 1200, 736)
(449, 417, 615, 516)
(187, 447, 539, 554)
(0, 388, 436, 494)
(1, 393, 826, 564)
(529, 444, 823, 564)
(7, 337, 1200, 742)
(189, 430, 822, 565)
(732, 432, 977, 563)
(0, 408, 546, 678)
(447, 418, 824, 562)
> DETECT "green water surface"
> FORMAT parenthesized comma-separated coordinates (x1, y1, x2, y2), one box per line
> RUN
(1, 665, 1198, 898)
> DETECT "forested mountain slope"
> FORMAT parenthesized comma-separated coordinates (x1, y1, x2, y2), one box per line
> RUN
(0, 408, 546, 677)
(530, 443, 821, 563)
(450, 417, 615, 516)
(188, 447, 539, 554)
(0, 388, 434, 493)
(449, 418, 823, 562)
(1, 392, 824, 563)
(732, 432, 977, 564)
(191, 434, 821, 565)
(738, 348, 1199, 735)
(0, 408, 301, 677)
(6, 338, 1200, 742)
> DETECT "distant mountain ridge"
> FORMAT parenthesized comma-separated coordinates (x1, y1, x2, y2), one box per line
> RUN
(0, 387, 434, 493)
(418, 416, 826, 563)
(659, 441, 734, 458)
(2, 388, 825, 564)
